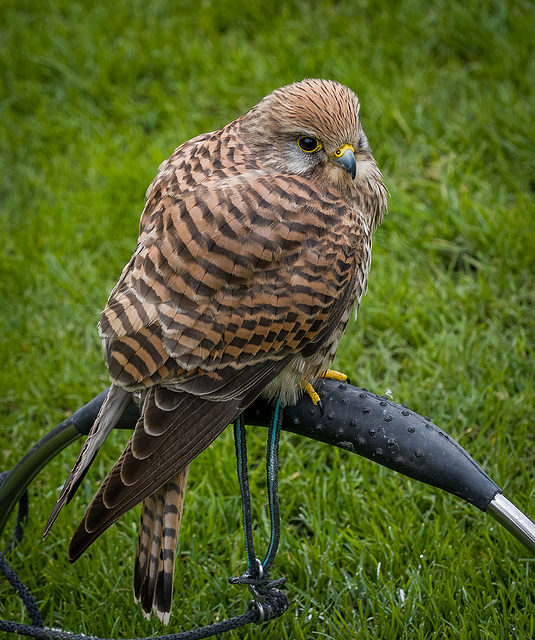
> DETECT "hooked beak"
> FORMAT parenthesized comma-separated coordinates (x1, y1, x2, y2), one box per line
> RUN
(330, 144, 356, 179)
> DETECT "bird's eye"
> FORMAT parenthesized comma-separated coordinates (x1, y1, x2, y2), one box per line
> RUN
(297, 136, 322, 153)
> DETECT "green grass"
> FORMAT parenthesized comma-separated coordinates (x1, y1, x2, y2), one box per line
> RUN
(1, 0, 534, 638)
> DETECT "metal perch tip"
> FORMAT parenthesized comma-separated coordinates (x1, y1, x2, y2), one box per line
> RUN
(0, 380, 533, 556)
(487, 493, 535, 555)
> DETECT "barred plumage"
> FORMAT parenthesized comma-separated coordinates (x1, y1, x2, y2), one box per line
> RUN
(133, 467, 189, 624)
(45, 78, 388, 623)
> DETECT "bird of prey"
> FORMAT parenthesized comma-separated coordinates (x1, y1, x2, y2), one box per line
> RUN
(44, 78, 388, 624)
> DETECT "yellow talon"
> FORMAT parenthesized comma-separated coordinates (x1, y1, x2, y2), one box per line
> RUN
(302, 382, 321, 405)
(322, 369, 348, 382)
(302, 370, 349, 412)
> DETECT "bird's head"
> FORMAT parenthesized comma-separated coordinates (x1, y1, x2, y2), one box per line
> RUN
(240, 78, 387, 230)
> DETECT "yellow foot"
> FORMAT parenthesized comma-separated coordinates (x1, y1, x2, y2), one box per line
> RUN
(302, 370, 350, 414)
(322, 369, 350, 384)
(302, 382, 321, 406)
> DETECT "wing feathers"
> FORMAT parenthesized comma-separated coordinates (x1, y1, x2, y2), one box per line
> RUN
(68, 351, 294, 562)
(68, 394, 240, 562)
(44, 385, 132, 537)
(101, 171, 363, 392)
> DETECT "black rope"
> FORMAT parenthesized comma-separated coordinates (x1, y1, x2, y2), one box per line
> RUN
(0, 512, 285, 640)
(0, 470, 44, 628)
(0, 551, 44, 629)
(0, 598, 262, 640)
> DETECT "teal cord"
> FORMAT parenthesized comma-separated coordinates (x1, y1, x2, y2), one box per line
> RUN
(262, 396, 283, 571)
(232, 395, 284, 577)
(233, 415, 256, 572)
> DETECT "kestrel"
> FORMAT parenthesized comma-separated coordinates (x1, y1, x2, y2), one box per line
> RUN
(45, 78, 388, 624)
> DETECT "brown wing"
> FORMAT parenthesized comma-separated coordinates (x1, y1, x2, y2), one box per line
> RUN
(100, 170, 364, 396)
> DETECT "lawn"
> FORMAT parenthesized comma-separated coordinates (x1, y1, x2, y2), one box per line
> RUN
(1, 0, 534, 638)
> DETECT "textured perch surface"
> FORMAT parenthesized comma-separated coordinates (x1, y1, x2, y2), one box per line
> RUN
(73, 380, 500, 511)
(245, 380, 501, 511)
(2, 380, 535, 555)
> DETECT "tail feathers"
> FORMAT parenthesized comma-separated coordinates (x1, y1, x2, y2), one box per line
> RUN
(44, 385, 132, 538)
(67, 393, 241, 563)
(133, 466, 189, 624)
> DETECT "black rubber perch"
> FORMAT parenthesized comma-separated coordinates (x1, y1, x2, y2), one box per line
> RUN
(1, 381, 533, 554)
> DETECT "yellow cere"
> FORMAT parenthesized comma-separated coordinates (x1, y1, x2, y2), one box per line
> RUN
(333, 143, 355, 158)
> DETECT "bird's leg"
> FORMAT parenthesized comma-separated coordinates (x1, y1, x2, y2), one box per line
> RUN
(302, 369, 351, 413)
